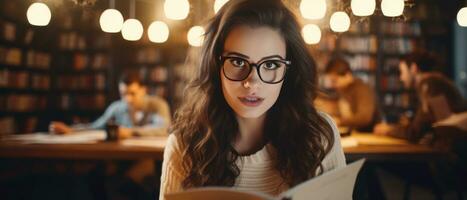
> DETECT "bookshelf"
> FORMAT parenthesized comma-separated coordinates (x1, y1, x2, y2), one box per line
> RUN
(50, 6, 111, 125)
(0, 0, 53, 134)
(310, 0, 453, 121)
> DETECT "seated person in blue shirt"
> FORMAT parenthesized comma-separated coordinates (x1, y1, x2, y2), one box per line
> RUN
(49, 73, 171, 196)
(49, 72, 171, 138)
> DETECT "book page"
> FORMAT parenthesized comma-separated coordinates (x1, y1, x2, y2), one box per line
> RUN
(278, 159, 365, 200)
(165, 187, 273, 200)
(165, 159, 365, 200)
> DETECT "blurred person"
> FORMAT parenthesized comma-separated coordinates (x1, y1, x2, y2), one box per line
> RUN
(50, 72, 172, 199)
(49, 72, 171, 138)
(374, 51, 467, 144)
(323, 56, 378, 132)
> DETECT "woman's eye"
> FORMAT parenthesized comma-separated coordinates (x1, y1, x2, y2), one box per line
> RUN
(263, 61, 279, 70)
(230, 58, 245, 67)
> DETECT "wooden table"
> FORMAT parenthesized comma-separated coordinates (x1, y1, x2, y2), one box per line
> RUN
(0, 133, 448, 162)
(0, 136, 167, 160)
(341, 133, 449, 161)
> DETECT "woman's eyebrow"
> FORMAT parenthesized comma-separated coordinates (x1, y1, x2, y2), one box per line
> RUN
(224, 51, 249, 59)
(224, 51, 285, 60)
(260, 55, 284, 60)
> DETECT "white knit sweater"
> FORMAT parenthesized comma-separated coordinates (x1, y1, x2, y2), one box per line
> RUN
(159, 113, 346, 200)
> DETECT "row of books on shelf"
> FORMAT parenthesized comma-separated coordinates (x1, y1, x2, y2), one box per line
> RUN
(382, 58, 401, 73)
(315, 35, 337, 52)
(0, 117, 15, 135)
(0, 46, 51, 68)
(347, 22, 371, 34)
(0, 70, 28, 88)
(58, 32, 111, 50)
(135, 48, 162, 64)
(0, 47, 21, 65)
(149, 66, 168, 82)
(0, 19, 35, 45)
(340, 36, 378, 53)
(380, 75, 403, 91)
(0, 117, 37, 135)
(58, 32, 86, 50)
(345, 55, 377, 71)
(56, 94, 106, 110)
(56, 74, 105, 90)
(381, 38, 416, 54)
(26, 50, 51, 68)
(0, 70, 49, 89)
(383, 93, 411, 109)
(380, 21, 422, 36)
(0, 94, 47, 111)
(54, 53, 109, 70)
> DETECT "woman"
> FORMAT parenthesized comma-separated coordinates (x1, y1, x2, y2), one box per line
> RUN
(160, 0, 346, 199)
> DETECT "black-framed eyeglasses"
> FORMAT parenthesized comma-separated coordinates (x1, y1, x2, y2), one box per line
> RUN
(219, 56, 291, 84)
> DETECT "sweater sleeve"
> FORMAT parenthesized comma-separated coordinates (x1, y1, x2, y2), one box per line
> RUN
(159, 134, 186, 200)
(319, 112, 347, 173)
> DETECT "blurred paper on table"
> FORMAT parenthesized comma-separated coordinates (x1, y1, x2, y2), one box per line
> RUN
(340, 137, 358, 148)
(1, 130, 105, 144)
(341, 133, 408, 147)
(120, 137, 167, 148)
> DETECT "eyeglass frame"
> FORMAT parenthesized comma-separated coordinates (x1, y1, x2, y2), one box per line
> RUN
(219, 55, 291, 84)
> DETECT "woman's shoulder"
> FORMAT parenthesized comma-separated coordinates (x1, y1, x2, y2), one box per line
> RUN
(165, 133, 183, 159)
(317, 111, 347, 172)
(318, 111, 340, 138)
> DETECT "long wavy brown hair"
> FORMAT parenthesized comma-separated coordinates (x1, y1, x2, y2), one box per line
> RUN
(171, 0, 334, 188)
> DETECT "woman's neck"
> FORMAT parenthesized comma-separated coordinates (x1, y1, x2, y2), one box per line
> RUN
(234, 114, 267, 156)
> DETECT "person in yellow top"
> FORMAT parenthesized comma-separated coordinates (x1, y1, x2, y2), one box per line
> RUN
(322, 56, 378, 132)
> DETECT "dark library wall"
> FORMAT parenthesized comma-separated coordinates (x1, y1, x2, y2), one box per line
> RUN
(0, 0, 462, 134)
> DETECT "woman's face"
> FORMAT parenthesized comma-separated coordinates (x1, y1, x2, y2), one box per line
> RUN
(220, 25, 286, 119)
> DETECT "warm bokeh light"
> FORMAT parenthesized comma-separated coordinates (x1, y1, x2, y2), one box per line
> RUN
(27, 2, 51, 26)
(330, 11, 350, 32)
(99, 9, 124, 33)
(302, 24, 321, 44)
(187, 26, 205, 47)
(381, 0, 404, 17)
(148, 21, 170, 43)
(164, 0, 190, 20)
(300, 0, 327, 20)
(121, 19, 143, 41)
(214, 0, 229, 14)
(351, 0, 375, 17)
(457, 7, 467, 27)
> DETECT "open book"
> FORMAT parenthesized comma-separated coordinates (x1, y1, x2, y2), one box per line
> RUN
(165, 159, 365, 200)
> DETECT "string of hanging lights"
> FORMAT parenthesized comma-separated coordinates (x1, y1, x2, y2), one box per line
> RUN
(26, 0, 464, 46)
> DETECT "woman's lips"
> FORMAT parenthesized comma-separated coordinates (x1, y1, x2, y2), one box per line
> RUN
(238, 96, 264, 107)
